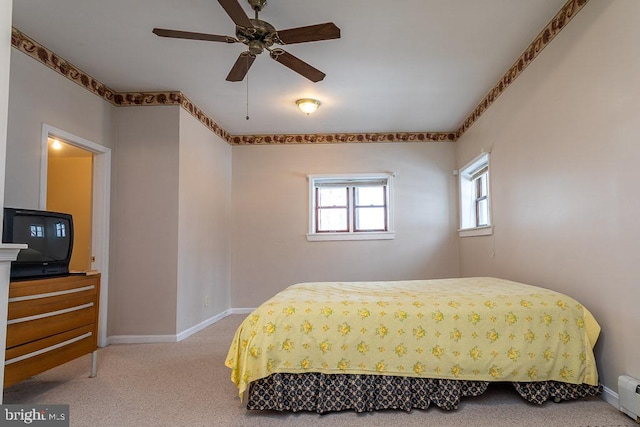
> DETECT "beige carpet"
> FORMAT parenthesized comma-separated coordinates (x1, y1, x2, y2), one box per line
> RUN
(3, 314, 635, 427)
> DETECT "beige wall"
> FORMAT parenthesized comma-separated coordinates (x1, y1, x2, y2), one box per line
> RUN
(110, 106, 180, 336)
(110, 106, 234, 337)
(177, 108, 232, 332)
(231, 142, 460, 307)
(5, 51, 115, 209)
(456, 0, 640, 393)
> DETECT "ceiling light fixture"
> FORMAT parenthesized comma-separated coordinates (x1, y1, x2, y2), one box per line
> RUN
(296, 98, 321, 115)
(51, 139, 62, 150)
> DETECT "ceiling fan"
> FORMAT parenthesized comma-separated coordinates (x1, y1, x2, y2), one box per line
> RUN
(153, 0, 340, 83)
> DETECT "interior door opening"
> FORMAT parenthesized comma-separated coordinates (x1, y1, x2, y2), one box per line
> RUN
(41, 124, 111, 347)
(46, 137, 93, 272)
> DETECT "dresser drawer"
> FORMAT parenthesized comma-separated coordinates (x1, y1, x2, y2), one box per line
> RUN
(9, 275, 99, 299)
(8, 291, 96, 321)
(4, 325, 96, 387)
(6, 303, 96, 349)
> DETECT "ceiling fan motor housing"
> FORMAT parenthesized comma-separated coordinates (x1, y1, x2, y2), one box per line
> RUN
(236, 19, 280, 55)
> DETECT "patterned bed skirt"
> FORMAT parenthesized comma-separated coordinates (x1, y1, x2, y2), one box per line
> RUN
(246, 373, 601, 413)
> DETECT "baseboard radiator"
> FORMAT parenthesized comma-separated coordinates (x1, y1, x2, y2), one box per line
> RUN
(619, 375, 640, 423)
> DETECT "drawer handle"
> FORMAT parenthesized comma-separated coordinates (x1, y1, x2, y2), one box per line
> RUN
(5, 332, 93, 365)
(7, 302, 94, 325)
(9, 285, 95, 303)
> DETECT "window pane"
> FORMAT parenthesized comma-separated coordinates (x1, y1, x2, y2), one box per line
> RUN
(477, 199, 489, 226)
(318, 187, 347, 207)
(355, 186, 384, 206)
(318, 208, 348, 232)
(474, 174, 487, 198)
(355, 207, 386, 231)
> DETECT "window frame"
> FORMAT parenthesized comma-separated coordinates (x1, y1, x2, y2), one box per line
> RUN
(307, 173, 395, 241)
(458, 153, 493, 237)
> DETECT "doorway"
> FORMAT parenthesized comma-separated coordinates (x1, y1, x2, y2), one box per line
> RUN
(46, 137, 93, 272)
(40, 124, 111, 347)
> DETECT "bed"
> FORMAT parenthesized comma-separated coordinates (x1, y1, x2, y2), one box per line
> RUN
(225, 277, 601, 413)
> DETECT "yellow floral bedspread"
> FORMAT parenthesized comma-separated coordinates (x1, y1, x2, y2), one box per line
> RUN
(225, 277, 600, 397)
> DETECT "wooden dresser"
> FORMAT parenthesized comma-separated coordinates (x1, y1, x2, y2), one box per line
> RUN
(4, 273, 100, 388)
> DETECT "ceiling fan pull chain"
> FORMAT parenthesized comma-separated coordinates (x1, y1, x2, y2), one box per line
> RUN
(246, 53, 250, 120)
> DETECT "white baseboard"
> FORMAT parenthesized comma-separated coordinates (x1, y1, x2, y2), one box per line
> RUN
(106, 308, 256, 345)
(601, 383, 619, 410)
(228, 307, 256, 315)
(175, 309, 236, 342)
(107, 334, 178, 345)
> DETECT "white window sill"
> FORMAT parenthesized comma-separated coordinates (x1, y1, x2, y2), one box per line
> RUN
(307, 232, 395, 242)
(458, 225, 493, 238)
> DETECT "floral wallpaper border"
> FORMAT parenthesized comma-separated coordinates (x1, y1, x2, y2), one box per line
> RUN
(456, 0, 588, 136)
(230, 132, 457, 145)
(10, 0, 587, 145)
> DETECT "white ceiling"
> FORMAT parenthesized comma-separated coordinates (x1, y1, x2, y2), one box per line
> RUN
(11, 0, 568, 136)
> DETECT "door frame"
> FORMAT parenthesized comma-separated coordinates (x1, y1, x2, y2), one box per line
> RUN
(40, 124, 111, 347)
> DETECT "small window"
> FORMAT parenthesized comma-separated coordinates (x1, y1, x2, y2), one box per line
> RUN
(308, 173, 395, 241)
(459, 153, 492, 237)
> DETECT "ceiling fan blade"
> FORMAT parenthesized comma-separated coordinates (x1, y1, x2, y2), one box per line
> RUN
(270, 50, 325, 83)
(226, 53, 256, 82)
(218, 0, 253, 28)
(153, 28, 236, 43)
(277, 23, 340, 45)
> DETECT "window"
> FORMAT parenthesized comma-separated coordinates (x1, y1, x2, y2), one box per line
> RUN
(308, 173, 395, 241)
(459, 153, 493, 237)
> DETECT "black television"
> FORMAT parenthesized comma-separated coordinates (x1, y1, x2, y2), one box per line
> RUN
(2, 207, 74, 280)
